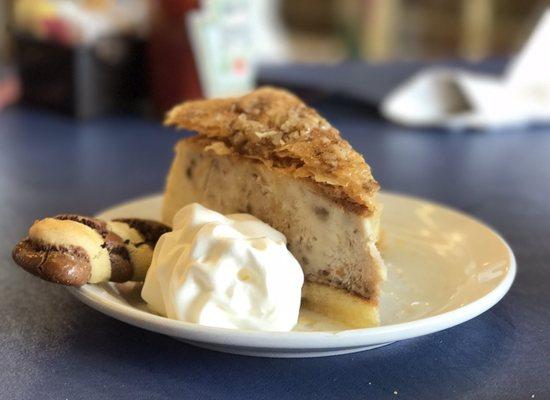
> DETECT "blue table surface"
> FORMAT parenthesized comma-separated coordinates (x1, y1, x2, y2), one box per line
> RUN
(1, 65, 549, 399)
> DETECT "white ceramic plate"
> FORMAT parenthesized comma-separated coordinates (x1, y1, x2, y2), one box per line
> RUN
(68, 192, 516, 358)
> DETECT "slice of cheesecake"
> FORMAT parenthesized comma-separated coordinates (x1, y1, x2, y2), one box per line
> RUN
(163, 87, 385, 328)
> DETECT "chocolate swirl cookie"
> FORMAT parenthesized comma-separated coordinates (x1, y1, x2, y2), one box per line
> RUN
(12, 215, 171, 287)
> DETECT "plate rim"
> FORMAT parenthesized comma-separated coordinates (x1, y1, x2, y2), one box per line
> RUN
(69, 191, 516, 350)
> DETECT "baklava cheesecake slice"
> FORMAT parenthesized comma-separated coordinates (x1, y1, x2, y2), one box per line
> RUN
(163, 87, 385, 328)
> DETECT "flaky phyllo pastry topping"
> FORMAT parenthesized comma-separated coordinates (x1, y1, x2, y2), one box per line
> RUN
(165, 87, 379, 215)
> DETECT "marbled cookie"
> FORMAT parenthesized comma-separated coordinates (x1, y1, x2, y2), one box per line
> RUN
(12, 214, 170, 287)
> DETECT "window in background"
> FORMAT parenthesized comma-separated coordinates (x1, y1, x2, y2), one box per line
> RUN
(281, 0, 550, 63)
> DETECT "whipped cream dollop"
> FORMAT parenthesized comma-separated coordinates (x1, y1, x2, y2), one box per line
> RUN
(141, 203, 304, 331)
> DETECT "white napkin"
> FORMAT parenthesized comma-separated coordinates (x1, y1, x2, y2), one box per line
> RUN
(381, 9, 550, 130)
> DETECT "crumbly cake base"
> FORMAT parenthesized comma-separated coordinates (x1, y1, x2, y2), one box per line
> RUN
(302, 282, 379, 328)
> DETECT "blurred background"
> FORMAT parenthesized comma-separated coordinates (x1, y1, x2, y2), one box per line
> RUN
(0, 0, 549, 118)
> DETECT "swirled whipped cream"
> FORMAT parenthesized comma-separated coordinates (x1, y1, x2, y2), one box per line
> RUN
(141, 203, 304, 331)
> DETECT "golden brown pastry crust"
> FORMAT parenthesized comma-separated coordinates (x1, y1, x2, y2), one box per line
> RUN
(165, 87, 379, 216)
